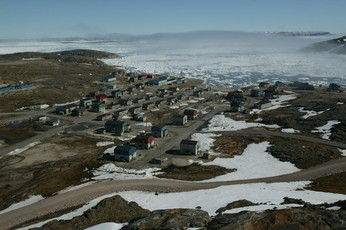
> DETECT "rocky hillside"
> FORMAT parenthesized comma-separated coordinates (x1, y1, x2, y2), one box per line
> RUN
(31, 196, 346, 230)
(301, 35, 346, 54)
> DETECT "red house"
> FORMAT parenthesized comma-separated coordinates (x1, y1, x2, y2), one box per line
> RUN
(134, 134, 155, 149)
(184, 109, 198, 120)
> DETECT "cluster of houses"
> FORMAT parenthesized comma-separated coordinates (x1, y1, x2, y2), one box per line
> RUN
(226, 82, 283, 113)
(111, 137, 201, 162)
(34, 115, 60, 126)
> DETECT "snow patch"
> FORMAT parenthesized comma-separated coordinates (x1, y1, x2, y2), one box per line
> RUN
(85, 222, 126, 230)
(203, 114, 279, 132)
(96, 141, 114, 147)
(339, 149, 346, 157)
(191, 133, 220, 154)
(299, 107, 324, 119)
(134, 122, 152, 127)
(201, 142, 299, 181)
(312, 120, 341, 139)
(281, 128, 300, 133)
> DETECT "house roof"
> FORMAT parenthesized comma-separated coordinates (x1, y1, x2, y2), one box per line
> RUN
(151, 124, 168, 130)
(114, 145, 137, 155)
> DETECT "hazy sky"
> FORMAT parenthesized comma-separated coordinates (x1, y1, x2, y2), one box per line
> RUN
(0, 0, 345, 39)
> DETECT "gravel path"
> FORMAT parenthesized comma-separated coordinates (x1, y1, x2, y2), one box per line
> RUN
(1, 156, 346, 230)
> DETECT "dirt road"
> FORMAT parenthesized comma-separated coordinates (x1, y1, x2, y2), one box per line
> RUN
(1, 155, 346, 229)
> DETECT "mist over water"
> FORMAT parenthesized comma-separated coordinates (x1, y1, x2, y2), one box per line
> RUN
(1, 31, 346, 87)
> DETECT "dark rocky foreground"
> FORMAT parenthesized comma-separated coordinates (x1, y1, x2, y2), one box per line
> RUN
(30, 195, 346, 230)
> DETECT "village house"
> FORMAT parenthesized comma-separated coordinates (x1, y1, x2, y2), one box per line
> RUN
(119, 99, 133, 106)
(184, 109, 199, 120)
(72, 107, 86, 117)
(172, 114, 188, 126)
(145, 95, 157, 101)
(103, 75, 116, 82)
(227, 90, 244, 101)
(169, 86, 180, 92)
(126, 87, 136, 94)
(143, 103, 155, 110)
(56, 104, 79, 115)
(191, 86, 198, 90)
(137, 75, 147, 80)
(106, 84, 117, 90)
(134, 134, 155, 149)
(80, 98, 93, 108)
(177, 94, 187, 100)
(88, 91, 100, 97)
(111, 90, 123, 98)
(133, 98, 145, 104)
(254, 99, 272, 109)
(157, 88, 167, 94)
(113, 109, 128, 119)
(114, 145, 137, 162)
(92, 103, 106, 113)
(151, 125, 168, 137)
(133, 114, 147, 122)
(97, 113, 113, 121)
(259, 82, 270, 87)
(107, 103, 120, 110)
(155, 100, 167, 107)
(230, 100, 245, 112)
(129, 76, 139, 82)
(250, 89, 265, 97)
(167, 97, 177, 105)
(193, 90, 204, 97)
(146, 78, 167, 86)
(96, 95, 108, 103)
(46, 119, 60, 126)
(135, 83, 144, 89)
(35, 115, 48, 122)
(180, 139, 199, 155)
(129, 106, 142, 114)
(105, 120, 131, 134)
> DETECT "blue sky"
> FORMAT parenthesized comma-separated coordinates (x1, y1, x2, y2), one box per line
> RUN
(0, 0, 345, 39)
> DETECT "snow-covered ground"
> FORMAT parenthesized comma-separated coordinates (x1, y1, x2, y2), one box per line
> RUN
(191, 133, 221, 154)
(202, 114, 279, 132)
(134, 122, 152, 127)
(7, 141, 41, 156)
(201, 142, 299, 182)
(118, 181, 346, 216)
(312, 120, 341, 139)
(299, 107, 325, 119)
(92, 163, 159, 181)
(53, 100, 79, 107)
(85, 223, 126, 230)
(264, 94, 297, 111)
(96, 141, 114, 147)
(339, 149, 346, 157)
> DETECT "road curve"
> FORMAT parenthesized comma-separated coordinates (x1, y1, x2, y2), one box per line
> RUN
(1, 156, 346, 229)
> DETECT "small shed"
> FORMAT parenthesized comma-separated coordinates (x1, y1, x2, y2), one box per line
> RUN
(173, 114, 187, 126)
(134, 134, 155, 149)
(180, 139, 199, 155)
(114, 145, 137, 162)
(151, 125, 168, 137)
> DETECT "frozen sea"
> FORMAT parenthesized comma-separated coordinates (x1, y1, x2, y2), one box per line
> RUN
(1, 31, 346, 88)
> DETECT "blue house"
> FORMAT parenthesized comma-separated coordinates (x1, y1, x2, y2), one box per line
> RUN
(151, 124, 168, 137)
(250, 89, 265, 97)
(114, 145, 137, 162)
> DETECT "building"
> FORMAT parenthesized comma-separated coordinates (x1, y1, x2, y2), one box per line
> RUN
(230, 101, 245, 112)
(143, 103, 155, 110)
(35, 115, 48, 122)
(111, 90, 122, 98)
(180, 139, 199, 155)
(134, 134, 155, 149)
(135, 83, 144, 89)
(129, 106, 142, 114)
(56, 104, 79, 115)
(97, 113, 113, 121)
(193, 90, 204, 97)
(145, 78, 167, 86)
(250, 89, 265, 97)
(172, 114, 188, 126)
(227, 90, 244, 101)
(113, 109, 128, 119)
(167, 98, 177, 105)
(151, 125, 168, 137)
(80, 98, 93, 108)
(133, 114, 147, 122)
(106, 84, 117, 90)
(259, 82, 270, 87)
(114, 145, 137, 162)
(133, 98, 145, 104)
(103, 75, 116, 82)
(28, 104, 48, 110)
(120, 99, 133, 106)
(96, 95, 108, 103)
(184, 109, 198, 120)
(254, 100, 272, 109)
(46, 119, 60, 126)
(92, 103, 106, 113)
(155, 100, 167, 107)
(129, 76, 139, 82)
(72, 107, 86, 117)
(105, 120, 131, 133)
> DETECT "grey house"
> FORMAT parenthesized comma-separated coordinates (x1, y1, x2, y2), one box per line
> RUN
(151, 125, 168, 137)
(180, 139, 199, 155)
(173, 114, 188, 126)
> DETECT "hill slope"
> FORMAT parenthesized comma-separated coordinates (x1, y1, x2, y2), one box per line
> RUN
(301, 35, 346, 54)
